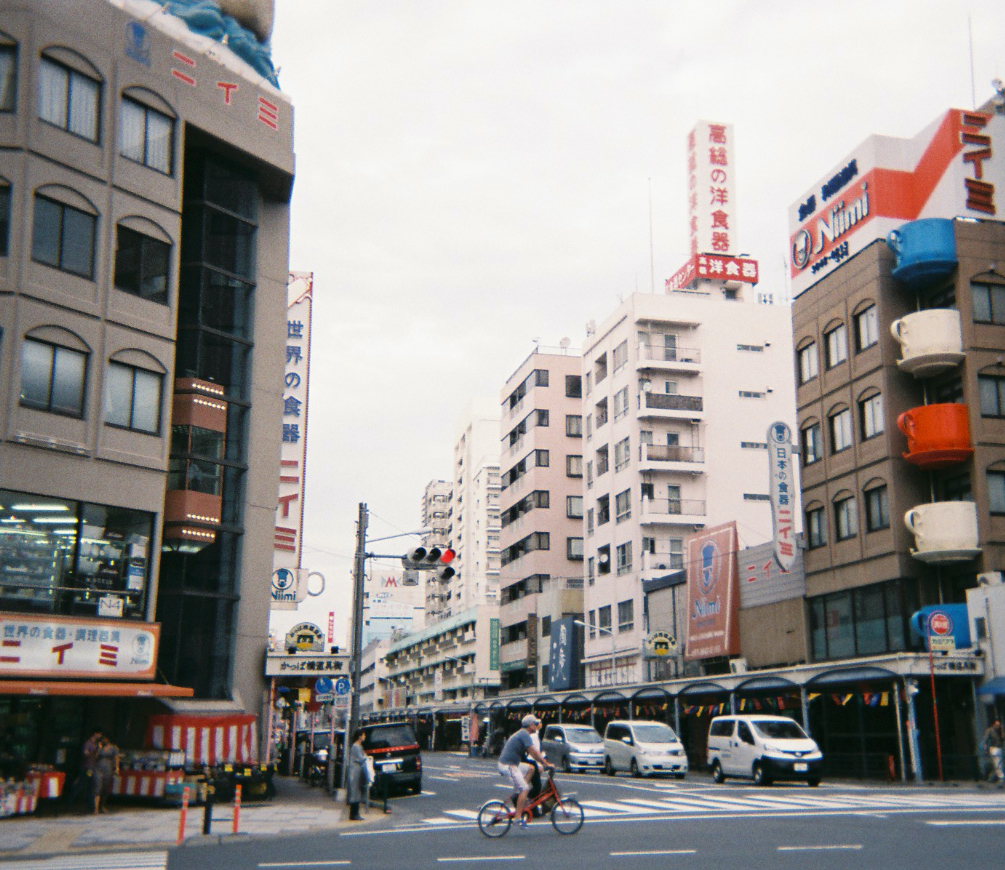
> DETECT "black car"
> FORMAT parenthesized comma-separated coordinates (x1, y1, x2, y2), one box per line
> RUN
(329, 721, 423, 795)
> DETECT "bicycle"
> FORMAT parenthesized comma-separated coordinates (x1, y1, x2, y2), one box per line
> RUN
(477, 770, 585, 836)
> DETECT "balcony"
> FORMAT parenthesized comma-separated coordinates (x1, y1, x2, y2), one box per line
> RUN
(890, 309, 965, 377)
(904, 501, 980, 564)
(640, 496, 706, 526)
(886, 218, 957, 289)
(638, 391, 703, 420)
(897, 403, 973, 469)
(637, 344, 701, 375)
(639, 443, 705, 473)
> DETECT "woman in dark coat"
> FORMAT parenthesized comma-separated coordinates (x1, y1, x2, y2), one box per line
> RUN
(346, 729, 368, 821)
(91, 737, 119, 814)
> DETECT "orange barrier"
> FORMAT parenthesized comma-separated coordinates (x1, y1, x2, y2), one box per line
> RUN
(177, 786, 190, 844)
(233, 783, 241, 834)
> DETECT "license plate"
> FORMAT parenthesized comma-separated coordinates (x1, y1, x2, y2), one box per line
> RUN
(794, 763, 808, 772)
(378, 760, 401, 772)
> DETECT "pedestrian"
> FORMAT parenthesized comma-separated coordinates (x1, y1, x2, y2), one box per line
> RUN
(65, 728, 102, 811)
(346, 729, 368, 821)
(92, 736, 120, 814)
(983, 717, 1005, 785)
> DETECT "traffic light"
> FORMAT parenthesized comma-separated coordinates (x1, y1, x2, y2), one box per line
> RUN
(402, 546, 456, 580)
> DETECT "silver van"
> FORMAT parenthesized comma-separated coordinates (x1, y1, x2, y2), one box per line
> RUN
(706, 715, 823, 786)
(603, 720, 688, 778)
(540, 724, 605, 773)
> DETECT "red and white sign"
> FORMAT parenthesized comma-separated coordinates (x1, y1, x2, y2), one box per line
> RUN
(111, 770, 183, 798)
(928, 611, 953, 636)
(684, 522, 740, 661)
(666, 253, 759, 291)
(146, 714, 257, 766)
(789, 108, 1004, 296)
(687, 120, 737, 257)
(0, 615, 158, 680)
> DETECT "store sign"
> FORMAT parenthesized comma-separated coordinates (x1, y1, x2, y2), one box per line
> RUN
(284, 622, 324, 652)
(643, 630, 677, 659)
(0, 615, 158, 679)
(489, 618, 500, 671)
(264, 653, 348, 676)
(666, 253, 759, 292)
(687, 120, 737, 257)
(788, 109, 1005, 296)
(767, 422, 796, 571)
(684, 522, 740, 661)
(272, 271, 314, 610)
(548, 616, 579, 691)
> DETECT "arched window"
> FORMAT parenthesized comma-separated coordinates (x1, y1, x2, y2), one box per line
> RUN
(20, 325, 90, 417)
(800, 417, 822, 466)
(804, 500, 827, 549)
(113, 216, 172, 304)
(857, 387, 884, 440)
(827, 404, 853, 454)
(832, 489, 858, 541)
(862, 478, 890, 532)
(105, 349, 166, 435)
(39, 47, 102, 142)
(823, 319, 848, 368)
(31, 184, 98, 279)
(852, 300, 879, 351)
(796, 336, 819, 384)
(0, 30, 17, 113)
(120, 86, 176, 174)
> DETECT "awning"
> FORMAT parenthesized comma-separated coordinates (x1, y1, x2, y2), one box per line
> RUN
(0, 681, 194, 698)
(147, 713, 256, 765)
(977, 676, 1005, 696)
(806, 666, 898, 688)
(735, 676, 799, 694)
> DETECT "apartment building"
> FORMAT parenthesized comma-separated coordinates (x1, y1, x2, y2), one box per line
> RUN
(0, 0, 293, 770)
(421, 478, 451, 622)
(582, 288, 796, 687)
(497, 348, 585, 692)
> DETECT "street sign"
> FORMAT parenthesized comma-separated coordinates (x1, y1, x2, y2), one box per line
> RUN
(334, 677, 350, 695)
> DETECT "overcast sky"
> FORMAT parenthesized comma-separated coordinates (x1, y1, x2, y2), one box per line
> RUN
(266, 0, 1005, 644)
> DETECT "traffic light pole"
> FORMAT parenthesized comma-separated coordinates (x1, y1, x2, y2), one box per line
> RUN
(345, 502, 368, 789)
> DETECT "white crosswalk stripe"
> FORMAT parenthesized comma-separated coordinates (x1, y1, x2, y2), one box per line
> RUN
(0, 852, 168, 870)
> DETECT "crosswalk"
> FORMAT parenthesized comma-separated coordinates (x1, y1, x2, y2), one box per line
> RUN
(421, 784, 1005, 826)
(0, 852, 168, 870)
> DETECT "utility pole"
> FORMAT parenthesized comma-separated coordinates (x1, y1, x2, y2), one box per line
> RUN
(343, 502, 368, 788)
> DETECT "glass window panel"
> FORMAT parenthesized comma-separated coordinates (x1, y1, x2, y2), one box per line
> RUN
(31, 197, 62, 267)
(20, 339, 54, 407)
(131, 368, 161, 433)
(146, 109, 172, 173)
(973, 284, 992, 322)
(0, 44, 15, 112)
(60, 206, 94, 277)
(113, 225, 141, 292)
(854, 585, 887, 655)
(120, 98, 146, 162)
(104, 361, 132, 427)
(67, 71, 99, 141)
(885, 582, 906, 651)
(810, 597, 826, 660)
(50, 346, 85, 416)
(38, 59, 67, 128)
(0, 183, 9, 257)
(140, 236, 169, 303)
(825, 592, 855, 658)
(989, 471, 1005, 514)
(979, 376, 1005, 417)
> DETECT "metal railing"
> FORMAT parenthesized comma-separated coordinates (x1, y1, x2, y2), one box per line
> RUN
(641, 497, 706, 517)
(637, 345, 701, 364)
(642, 392, 703, 412)
(641, 444, 705, 463)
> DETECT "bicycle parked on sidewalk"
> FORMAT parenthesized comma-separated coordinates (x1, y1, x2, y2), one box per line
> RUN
(477, 770, 584, 836)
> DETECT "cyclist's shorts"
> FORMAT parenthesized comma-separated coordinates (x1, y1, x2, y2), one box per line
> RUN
(498, 762, 529, 792)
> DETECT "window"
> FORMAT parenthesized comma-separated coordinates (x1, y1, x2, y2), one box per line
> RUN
(931, 375, 964, 404)
(535, 369, 549, 387)
(854, 305, 879, 351)
(20, 337, 87, 416)
(979, 375, 1005, 417)
(595, 397, 608, 427)
(587, 558, 595, 584)
(614, 436, 630, 471)
(612, 340, 628, 372)
(939, 471, 972, 502)
(588, 609, 596, 638)
(615, 489, 631, 523)
(809, 579, 910, 662)
(972, 282, 1005, 325)
(617, 599, 634, 632)
(567, 537, 584, 560)
(864, 485, 889, 531)
(0, 41, 15, 112)
(114, 225, 170, 303)
(105, 361, 162, 433)
(535, 449, 549, 467)
(797, 342, 819, 384)
(806, 506, 827, 549)
(566, 455, 583, 478)
(39, 55, 100, 141)
(565, 375, 582, 398)
(860, 392, 884, 439)
(616, 541, 633, 575)
(801, 421, 822, 466)
(566, 495, 583, 519)
(824, 323, 848, 368)
(566, 414, 583, 437)
(613, 386, 629, 420)
(597, 544, 611, 575)
(586, 507, 594, 535)
(32, 194, 96, 278)
(829, 408, 852, 453)
(668, 538, 683, 569)
(989, 470, 1005, 514)
(0, 181, 9, 257)
(834, 494, 858, 540)
(598, 605, 611, 633)
(597, 495, 610, 525)
(120, 96, 173, 173)
(536, 409, 550, 427)
(596, 445, 609, 476)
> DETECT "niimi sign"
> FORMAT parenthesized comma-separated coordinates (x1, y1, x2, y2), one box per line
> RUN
(788, 108, 1004, 297)
(685, 522, 740, 661)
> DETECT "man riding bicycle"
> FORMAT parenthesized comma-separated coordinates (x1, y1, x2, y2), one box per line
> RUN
(497, 714, 554, 827)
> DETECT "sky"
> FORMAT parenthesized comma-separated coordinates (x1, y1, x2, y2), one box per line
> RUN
(265, 0, 1005, 645)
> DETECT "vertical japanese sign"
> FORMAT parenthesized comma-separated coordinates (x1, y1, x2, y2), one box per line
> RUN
(548, 616, 579, 691)
(687, 120, 736, 257)
(767, 422, 796, 571)
(271, 272, 314, 610)
(489, 618, 500, 671)
(684, 522, 739, 661)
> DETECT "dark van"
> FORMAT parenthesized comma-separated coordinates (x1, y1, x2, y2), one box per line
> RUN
(362, 721, 422, 795)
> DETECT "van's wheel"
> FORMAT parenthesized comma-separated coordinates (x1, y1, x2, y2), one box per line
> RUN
(630, 759, 642, 778)
(752, 762, 771, 786)
(711, 760, 725, 784)
(605, 757, 615, 776)
(562, 756, 571, 774)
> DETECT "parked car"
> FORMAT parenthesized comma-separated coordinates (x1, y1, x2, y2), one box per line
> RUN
(603, 720, 688, 778)
(541, 724, 605, 773)
(328, 721, 423, 795)
(706, 715, 823, 786)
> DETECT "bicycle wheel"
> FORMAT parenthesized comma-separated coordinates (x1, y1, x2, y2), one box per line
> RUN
(477, 800, 512, 838)
(550, 798, 584, 834)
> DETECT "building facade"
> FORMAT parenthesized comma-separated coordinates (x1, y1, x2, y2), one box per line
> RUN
(0, 0, 293, 775)
(497, 348, 585, 692)
(421, 478, 451, 623)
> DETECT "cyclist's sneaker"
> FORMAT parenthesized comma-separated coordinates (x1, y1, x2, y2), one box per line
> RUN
(516, 818, 528, 829)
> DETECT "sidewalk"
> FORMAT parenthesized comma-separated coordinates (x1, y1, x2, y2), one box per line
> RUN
(0, 775, 371, 858)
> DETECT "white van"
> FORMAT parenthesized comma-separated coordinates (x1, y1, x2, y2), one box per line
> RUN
(706, 715, 823, 786)
(603, 720, 688, 778)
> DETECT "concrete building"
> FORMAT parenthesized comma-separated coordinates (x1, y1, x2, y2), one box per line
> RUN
(361, 565, 425, 647)
(421, 478, 451, 623)
(497, 347, 585, 692)
(443, 399, 501, 619)
(0, 0, 293, 773)
(582, 287, 797, 687)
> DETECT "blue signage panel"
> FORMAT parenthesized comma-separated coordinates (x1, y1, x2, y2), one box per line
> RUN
(548, 616, 581, 691)
(909, 604, 971, 651)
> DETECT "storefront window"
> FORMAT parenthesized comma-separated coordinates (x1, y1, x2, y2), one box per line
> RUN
(810, 579, 911, 661)
(0, 488, 151, 619)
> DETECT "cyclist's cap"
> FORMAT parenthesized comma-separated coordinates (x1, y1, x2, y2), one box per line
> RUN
(521, 714, 541, 728)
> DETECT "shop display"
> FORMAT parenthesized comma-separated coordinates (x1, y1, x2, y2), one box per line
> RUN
(0, 778, 37, 817)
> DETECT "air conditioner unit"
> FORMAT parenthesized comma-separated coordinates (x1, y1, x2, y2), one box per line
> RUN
(655, 563, 667, 570)
(729, 657, 748, 675)
(978, 572, 1004, 586)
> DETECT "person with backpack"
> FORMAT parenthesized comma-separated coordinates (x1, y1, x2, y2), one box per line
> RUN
(983, 717, 1004, 785)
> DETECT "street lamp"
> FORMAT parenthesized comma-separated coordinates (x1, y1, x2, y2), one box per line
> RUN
(574, 619, 617, 687)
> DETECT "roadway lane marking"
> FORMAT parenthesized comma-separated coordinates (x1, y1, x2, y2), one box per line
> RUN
(437, 858, 524, 863)
(925, 819, 1005, 826)
(442, 809, 480, 819)
(259, 863, 352, 867)
(778, 845, 863, 851)
(577, 800, 644, 813)
(611, 850, 697, 856)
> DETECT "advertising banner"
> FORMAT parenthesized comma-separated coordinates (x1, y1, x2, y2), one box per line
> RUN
(489, 618, 500, 671)
(0, 614, 158, 680)
(687, 120, 737, 257)
(788, 109, 1005, 297)
(767, 422, 797, 571)
(684, 522, 740, 661)
(548, 616, 579, 691)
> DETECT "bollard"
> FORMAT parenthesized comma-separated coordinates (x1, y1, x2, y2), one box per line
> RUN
(887, 754, 896, 782)
(232, 783, 241, 834)
(177, 786, 190, 844)
(202, 782, 214, 835)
